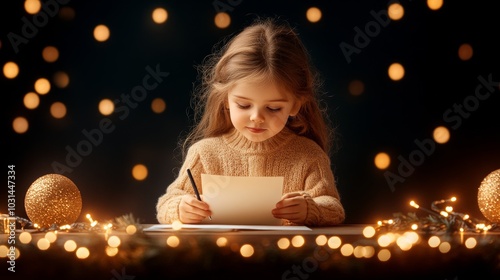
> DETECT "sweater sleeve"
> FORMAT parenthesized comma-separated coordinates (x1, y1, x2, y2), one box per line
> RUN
(155, 145, 204, 224)
(300, 156, 345, 227)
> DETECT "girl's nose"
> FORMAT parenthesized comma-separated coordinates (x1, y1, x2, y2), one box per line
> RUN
(250, 109, 264, 123)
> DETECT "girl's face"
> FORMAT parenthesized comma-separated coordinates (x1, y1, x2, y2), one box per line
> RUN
(227, 80, 301, 142)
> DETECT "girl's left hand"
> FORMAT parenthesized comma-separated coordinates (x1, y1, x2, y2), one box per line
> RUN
(272, 192, 307, 224)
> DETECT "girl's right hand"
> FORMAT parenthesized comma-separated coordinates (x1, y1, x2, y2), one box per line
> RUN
(179, 194, 212, 223)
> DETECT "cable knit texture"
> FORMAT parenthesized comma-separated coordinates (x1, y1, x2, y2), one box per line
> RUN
(156, 128, 345, 226)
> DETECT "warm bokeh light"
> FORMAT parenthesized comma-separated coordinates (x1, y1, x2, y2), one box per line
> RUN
(37, 238, 50, 250)
(465, 237, 477, 249)
(64, 240, 77, 252)
(240, 244, 254, 257)
(458, 43, 473, 61)
(45, 232, 57, 243)
(94, 24, 110, 42)
(132, 164, 148, 181)
(433, 126, 450, 144)
(340, 243, 354, 256)
(377, 234, 392, 247)
(0, 245, 19, 259)
(428, 236, 441, 248)
(315, 235, 327, 246)
(3, 61, 19, 79)
(13, 117, 29, 134)
(105, 246, 119, 257)
(42, 46, 59, 63)
(362, 246, 375, 258)
(24, 0, 41, 14)
(306, 7, 322, 23)
(214, 12, 231, 28)
(76, 247, 90, 259)
(362, 226, 376, 238)
(53, 71, 70, 88)
(388, 3, 404, 20)
(107, 236, 121, 247)
(24, 92, 40, 109)
(438, 241, 451, 253)
(327, 236, 342, 249)
(374, 152, 391, 169)
(35, 78, 51, 95)
(291, 235, 305, 247)
(99, 99, 115, 115)
(126, 225, 137, 235)
(277, 237, 290, 249)
(0, 246, 8, 257)
(151, 98, 167, 113)
(348, 79, 365, 96)
(427, 0, 444, 10)
(353, 246, 365, 258)
(166, 236, 180, 247)
(50, 102, 67, 119)
(377, 248, 391, 261)
(59, 6, 76, 20)
(388, 62, 405, 81)
(216, 237, 228, 247)
(385, 232, 397, 244)
(396, 235, 413, 251)
(152, 7, 168, 24)
(19, 232, 32, 244)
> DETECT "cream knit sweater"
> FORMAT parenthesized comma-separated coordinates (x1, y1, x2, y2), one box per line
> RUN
(156, 128, 345, 226)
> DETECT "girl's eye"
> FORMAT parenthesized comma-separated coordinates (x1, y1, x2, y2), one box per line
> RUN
(236, 103, 250, 109)
(268, 107, 282, 112)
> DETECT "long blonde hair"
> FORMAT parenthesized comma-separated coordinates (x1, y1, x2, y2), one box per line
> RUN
(182, 17, 334, 157)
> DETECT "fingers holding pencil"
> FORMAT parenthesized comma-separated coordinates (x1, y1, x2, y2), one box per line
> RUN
(179, 194, 212, 223)
(186, 168, 212, 221)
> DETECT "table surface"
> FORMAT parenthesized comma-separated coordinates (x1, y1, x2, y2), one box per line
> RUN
(2, 224, 500, 279)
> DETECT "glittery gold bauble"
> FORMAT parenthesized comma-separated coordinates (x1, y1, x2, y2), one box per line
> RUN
(478, 169, 500, 223)
(25, 174, 82, 228)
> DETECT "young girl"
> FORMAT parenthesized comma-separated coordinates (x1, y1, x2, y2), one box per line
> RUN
(156, 18, 345, 226)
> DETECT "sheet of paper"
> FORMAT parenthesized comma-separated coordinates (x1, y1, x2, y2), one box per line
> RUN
(144, 224, 311, 231)
(200, 174, 284, 225)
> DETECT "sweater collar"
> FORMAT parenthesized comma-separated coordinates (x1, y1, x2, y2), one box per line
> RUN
(223, 128, 295, 153)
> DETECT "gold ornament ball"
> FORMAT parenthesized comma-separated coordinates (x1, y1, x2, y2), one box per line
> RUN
(25, 174, 82, 228)
(478, 169, 500, 223)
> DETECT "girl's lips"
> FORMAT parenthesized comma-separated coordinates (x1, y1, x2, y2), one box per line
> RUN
(246, 127, 266, 133)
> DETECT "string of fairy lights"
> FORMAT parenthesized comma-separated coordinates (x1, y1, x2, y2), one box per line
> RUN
(1, 172, 500, 274)
(0, 202, 498, 268)
(2, 173, 499, 264)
